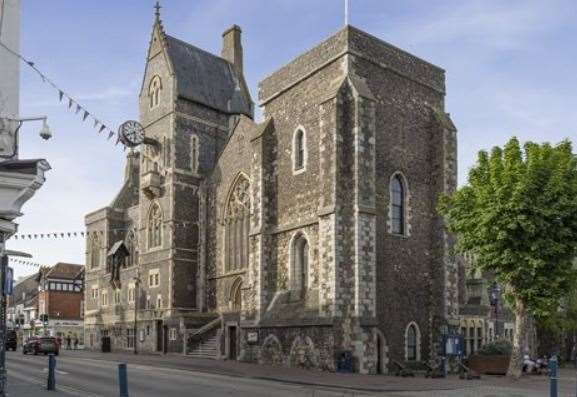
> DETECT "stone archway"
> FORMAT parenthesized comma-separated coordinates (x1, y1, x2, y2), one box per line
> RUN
(375, 330, 389, 374)
(288, 336, 319, 369)
(260, 334, 283, 366)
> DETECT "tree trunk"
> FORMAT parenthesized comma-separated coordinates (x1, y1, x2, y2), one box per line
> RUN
(507, 297, 528, 379)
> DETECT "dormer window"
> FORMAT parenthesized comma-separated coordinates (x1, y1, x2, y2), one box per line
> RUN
(149, 75, 162, 109)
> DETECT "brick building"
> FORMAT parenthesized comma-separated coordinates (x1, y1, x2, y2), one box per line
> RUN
(7, 273, 40, 340)
(38, 263, 85, 341)
(84, 6, 460, 374)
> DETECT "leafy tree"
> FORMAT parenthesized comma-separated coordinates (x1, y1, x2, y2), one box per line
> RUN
(439, 138, 577, 378)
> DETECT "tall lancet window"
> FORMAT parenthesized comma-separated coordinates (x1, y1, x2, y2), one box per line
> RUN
(224, 175, 250, 272)
(124, 230, 138, 268)
(190, 134, 199, 173)
(89, 234, 101, 269)
(290, 233, 309, 292)
(149, 75, 162, 109)
(391, 174, 406, 235)
(148, 203, 163, 249)
(292, 127, 307, 173)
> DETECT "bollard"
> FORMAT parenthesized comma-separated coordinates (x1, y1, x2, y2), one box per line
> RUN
(549, 355, 558, 397)
(119, 363, 129, 397)
(47, 354, 56, 391)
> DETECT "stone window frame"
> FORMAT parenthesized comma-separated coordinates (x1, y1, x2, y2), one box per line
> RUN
(190, 133, 200, 173)
(147, 202, 163, 251)
(229, 277, 243, 312)
(288, 231, 310, 295)
(113, 289, 121, 305)
(148, 75, 162, 109)
(91, 286, 99, 301)
(88, 234, 101, 270)
(156, 294, 163, 309)
(292, 125, 308, 175)
(169, 328, 178, 341)
(388, 172, 411, 237)
(124, 230, 138, 268)
(148, 269, 160, 289)
(101, 289, 109, 307)
(222, 173, 251, 273)
(404, 321, 421, 362)
(127, 283, 135, 304)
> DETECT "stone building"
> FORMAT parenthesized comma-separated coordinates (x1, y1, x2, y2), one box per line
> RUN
(84, 6, 460, 374)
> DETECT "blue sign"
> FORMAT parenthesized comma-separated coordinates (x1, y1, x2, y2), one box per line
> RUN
(443, 335, 464, 356)
(4, 266, 14, 295)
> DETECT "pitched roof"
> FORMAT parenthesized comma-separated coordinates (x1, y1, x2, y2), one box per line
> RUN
(44, 263, 84, 280)
(165, 35, 253, 117)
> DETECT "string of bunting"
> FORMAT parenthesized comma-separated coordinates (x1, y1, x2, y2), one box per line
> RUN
(11, 221, 196, 241)
(8, 257, 45, 268)
(0, 40, 124, 147)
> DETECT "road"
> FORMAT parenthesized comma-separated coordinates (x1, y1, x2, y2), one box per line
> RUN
(6, 350, 376, 397)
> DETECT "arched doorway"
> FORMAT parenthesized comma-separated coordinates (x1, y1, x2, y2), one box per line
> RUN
(376, 330, 389, 374)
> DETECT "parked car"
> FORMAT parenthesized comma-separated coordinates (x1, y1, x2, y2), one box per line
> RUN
(5, 330, 17, 351)
(23, 337, 59, 356)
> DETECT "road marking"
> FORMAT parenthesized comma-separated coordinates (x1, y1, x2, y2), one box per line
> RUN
(7, 369, 104, 397)
(43, 367, 69, 375)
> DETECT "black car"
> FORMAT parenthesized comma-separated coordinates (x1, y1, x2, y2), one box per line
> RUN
(5, 330, 17, 351)
(23, 336, 59, 355)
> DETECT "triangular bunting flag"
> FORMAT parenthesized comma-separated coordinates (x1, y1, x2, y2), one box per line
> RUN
(75, 104, 82, 115)
(68, 98, 74, 109)
(108, 131, 115, 140)
(99, 125, 106, 133)
(83, 111, 89, 121)
(59, 90, 64, 102)
(94, 119, 99, 128)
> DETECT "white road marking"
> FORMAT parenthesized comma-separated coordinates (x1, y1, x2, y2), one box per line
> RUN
(42, 367, 69, 375)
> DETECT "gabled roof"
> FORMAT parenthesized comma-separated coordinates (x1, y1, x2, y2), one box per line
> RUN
(43, 263, 84, 281)
(164, 35, 253, 117)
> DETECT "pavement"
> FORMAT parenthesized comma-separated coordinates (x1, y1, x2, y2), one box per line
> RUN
(5, 349, 577, 396)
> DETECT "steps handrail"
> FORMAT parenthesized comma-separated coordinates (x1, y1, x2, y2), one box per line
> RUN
(188, 316, 222, 339)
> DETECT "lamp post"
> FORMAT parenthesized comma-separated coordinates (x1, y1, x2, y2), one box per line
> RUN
(0, 116, 53, 160)
(133, 271, 141, 355)
(490, 282, 502, 339)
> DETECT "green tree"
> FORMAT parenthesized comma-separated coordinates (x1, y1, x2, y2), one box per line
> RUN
(439, 138, 577, 378)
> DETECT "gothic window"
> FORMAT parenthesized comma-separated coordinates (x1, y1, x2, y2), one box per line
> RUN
(230, 278, 242, 311)
(224, 175, 250, 272)
(89, 234, 101, 269)
(148, 203, 163, 249)
(290, 233, 309, 292)
(190, 134, 199, 173)
(124, 230, 138, 268)
(390, 174, 407, 235)
(292, 127, 307, 173)
(405, 322, 421, 361)
(149, 75, 162, 109)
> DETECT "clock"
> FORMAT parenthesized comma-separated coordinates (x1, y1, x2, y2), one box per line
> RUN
(118, 120, 145, 147)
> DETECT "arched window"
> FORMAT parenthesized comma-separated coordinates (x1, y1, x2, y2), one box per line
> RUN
(224, 175, 250, 272)
(149, 75, 162, 109)
(405, 322, 421, 362)
(89, 234, 101, 269)
(290, 233, 309, 292)
(391, 174, 406, 235)
(292, 127, 307, 173)
(190, 134, 199, 173)
(230, 278, 242, 311)
(148, 203, 163, 249)
(124, 230, 138, 268)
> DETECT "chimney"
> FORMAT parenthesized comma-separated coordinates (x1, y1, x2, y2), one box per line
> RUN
(221, 25, 243, 75)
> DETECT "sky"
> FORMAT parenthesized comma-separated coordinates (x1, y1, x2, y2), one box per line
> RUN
(4, 0, 577, 279)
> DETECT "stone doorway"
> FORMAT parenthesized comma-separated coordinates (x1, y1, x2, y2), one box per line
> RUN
(376, 331, 389, 374)
(228, 325, 238, 360)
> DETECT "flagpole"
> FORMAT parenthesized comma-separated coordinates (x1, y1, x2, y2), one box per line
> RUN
(345, 0, 349, 26)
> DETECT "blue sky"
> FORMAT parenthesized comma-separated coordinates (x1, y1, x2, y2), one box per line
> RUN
(8, 0, 577, 278)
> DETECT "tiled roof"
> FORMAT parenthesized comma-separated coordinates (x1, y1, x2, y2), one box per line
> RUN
(44, 263, 84, 280)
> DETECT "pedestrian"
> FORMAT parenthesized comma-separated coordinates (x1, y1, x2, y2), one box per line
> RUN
(66, 334, 72, 350)
(73, 335, 79, 350)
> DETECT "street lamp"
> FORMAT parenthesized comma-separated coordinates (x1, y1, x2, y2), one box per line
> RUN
(490, 282, 502, 339)
(133, 271, 141, 355)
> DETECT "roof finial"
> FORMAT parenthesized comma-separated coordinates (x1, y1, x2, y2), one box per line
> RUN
(344, 0, 350, 26)
(154, 1, 162, 21)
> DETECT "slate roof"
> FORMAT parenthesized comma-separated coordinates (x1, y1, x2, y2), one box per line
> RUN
(165, 35, 253, 117)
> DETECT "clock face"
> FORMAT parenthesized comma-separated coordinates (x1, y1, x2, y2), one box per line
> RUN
(118, 120, 145, 147)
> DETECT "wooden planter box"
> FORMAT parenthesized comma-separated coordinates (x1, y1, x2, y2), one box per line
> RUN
(468, 354, 511, 375)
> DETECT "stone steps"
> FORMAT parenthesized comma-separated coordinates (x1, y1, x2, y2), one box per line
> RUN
(188, 335, 218, 359)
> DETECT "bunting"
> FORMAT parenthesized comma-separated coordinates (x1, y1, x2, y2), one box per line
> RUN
(0, 39, 125, 148)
